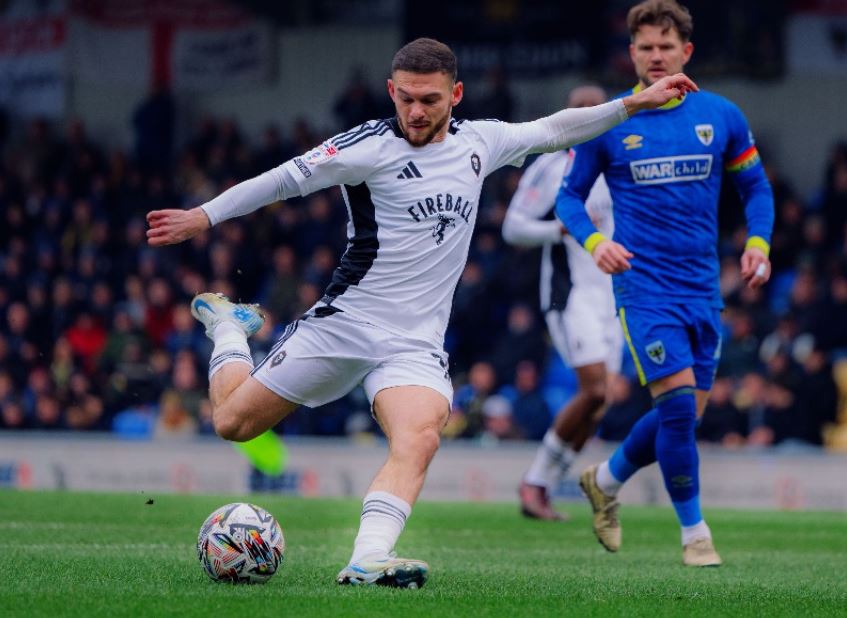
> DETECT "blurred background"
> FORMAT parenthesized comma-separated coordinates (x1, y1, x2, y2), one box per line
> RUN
(1, 0, 846, 503)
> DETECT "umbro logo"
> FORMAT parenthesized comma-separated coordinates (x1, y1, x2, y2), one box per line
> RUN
(397, 161, 423, 179)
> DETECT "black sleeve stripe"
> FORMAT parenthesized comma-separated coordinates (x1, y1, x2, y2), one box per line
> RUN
(331, 119, 389, 145)
(335, 124, 392, 151)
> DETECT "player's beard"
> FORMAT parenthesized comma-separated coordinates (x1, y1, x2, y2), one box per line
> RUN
(401, 106, 451, 147)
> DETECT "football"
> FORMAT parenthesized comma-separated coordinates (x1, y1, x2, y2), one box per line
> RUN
(197, 502, 285, 584)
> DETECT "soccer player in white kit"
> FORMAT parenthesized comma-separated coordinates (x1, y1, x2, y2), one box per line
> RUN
(146, 38, 697, 588)
(502, 85, 624, 521)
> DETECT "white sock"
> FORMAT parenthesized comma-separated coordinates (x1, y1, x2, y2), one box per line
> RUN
(524, 429, 576, 488)
(208, 322, 253, 380)
(595, 460, 623, 497)
(681, 520, 711, 546)
(349, 491, 411, 564)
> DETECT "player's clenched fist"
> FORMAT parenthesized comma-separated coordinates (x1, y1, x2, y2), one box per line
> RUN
(740, 247, 771, 290)
(591, 239, 634, 274)
(146, 208, 210, 246)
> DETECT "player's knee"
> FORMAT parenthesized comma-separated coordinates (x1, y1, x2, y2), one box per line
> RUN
(582, 382, 608, 410)
(213, 409, 251, 442)
(392, 426, 441, 463)
(656, 397, 697, 434)
(418, 426, 441, 457)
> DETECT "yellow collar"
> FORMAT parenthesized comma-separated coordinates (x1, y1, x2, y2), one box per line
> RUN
(633, 83, 685, 110)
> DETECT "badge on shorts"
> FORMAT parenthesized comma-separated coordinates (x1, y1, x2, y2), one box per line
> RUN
(646, 340, 666, 365)
(270, 350, 287, 368)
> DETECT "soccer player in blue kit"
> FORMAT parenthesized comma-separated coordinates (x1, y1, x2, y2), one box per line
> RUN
(557, 0, 774, 566)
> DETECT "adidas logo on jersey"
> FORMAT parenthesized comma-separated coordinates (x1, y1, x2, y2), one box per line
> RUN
(397, 161, 423, 179)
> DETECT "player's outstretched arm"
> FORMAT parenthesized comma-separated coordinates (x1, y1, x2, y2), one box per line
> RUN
(146, 163, 308, 247)
(147, 208, 210, 247)
(621, 74, 698, 115)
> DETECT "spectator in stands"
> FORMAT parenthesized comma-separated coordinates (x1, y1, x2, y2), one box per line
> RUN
(154, 390, 198, 439)
(699, 377, 746, 446)
(481, 394, 520, 442)
(260, 245, 300, 321)
(507, 360, 550, 441)
(449, 361, 498, 439)
(133, 82, 176, 174)
(1, 400, 27, 430)
(719, 309, 761, 377)
(333, 68, 384, 129)
(489, 304, 547, 384)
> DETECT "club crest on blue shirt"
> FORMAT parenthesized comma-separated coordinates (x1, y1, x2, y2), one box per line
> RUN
(646, 340, 666, 364)
(695, 124, 714, 146)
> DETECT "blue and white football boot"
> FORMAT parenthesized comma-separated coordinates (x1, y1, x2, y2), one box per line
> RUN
(190, 292, 265, 339)
(336, 553, 429, 589)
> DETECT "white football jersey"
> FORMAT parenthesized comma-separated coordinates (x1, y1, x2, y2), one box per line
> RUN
(505, 150, 613, 311)
(281, 117, 534, 346)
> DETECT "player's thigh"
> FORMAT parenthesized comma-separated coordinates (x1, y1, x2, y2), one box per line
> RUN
(695, 389, 710, 418)
(647, 367, 696, 399)
(251, 312, 374, 408)
(216, 376, 299, 435)
(372, 385, 450, 450)
(618, 304, 695, 388)
(365, 345, 452, 448)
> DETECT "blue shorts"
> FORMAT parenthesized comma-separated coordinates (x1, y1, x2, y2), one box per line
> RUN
(618, 303, 722, 390)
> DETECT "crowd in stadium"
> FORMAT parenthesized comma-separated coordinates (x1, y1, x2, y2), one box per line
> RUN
(0, 81, 845, 450)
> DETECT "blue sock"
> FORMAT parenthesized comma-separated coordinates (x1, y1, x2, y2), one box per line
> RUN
(608, 408, 659, 483)
(654, 386, 702, 526)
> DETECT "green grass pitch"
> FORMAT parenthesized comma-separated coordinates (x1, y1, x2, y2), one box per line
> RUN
(0, 491, 845, 617)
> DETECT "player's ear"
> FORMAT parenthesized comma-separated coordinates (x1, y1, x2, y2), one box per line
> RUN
(387, 78, 396, 100)
(682, 41, 694, 66)
(451, 81, 464, 107)
(629, 43, 636, 66)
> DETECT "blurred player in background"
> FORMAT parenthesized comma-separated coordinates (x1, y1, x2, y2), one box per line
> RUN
(147, 37, 696, 587)
(503, 84, 623, 521)
(557, 0, 774, 566)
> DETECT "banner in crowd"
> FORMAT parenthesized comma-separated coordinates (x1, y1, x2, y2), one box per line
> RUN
(404, 1, 605, 77)
(0, 0, 67, 118)
(70, 0, 274, 90)
(787, 1, 847, 74)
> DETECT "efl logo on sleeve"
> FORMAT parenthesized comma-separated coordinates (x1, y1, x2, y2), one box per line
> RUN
(630, 155, 713, 185)
(302, 142, 339, 166)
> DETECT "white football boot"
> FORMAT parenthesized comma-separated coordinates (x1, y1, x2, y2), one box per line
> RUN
(336, 553, 429, 589)
(190, 292, 265, 339)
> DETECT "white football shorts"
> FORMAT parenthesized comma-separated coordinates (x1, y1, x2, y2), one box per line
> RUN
(251, 306, 453, 408)
(545, 285, 623, 372)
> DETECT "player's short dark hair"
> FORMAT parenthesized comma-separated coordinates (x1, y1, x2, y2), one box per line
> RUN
(627, 0, 693, 42)
(391, 38, 457, 81)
